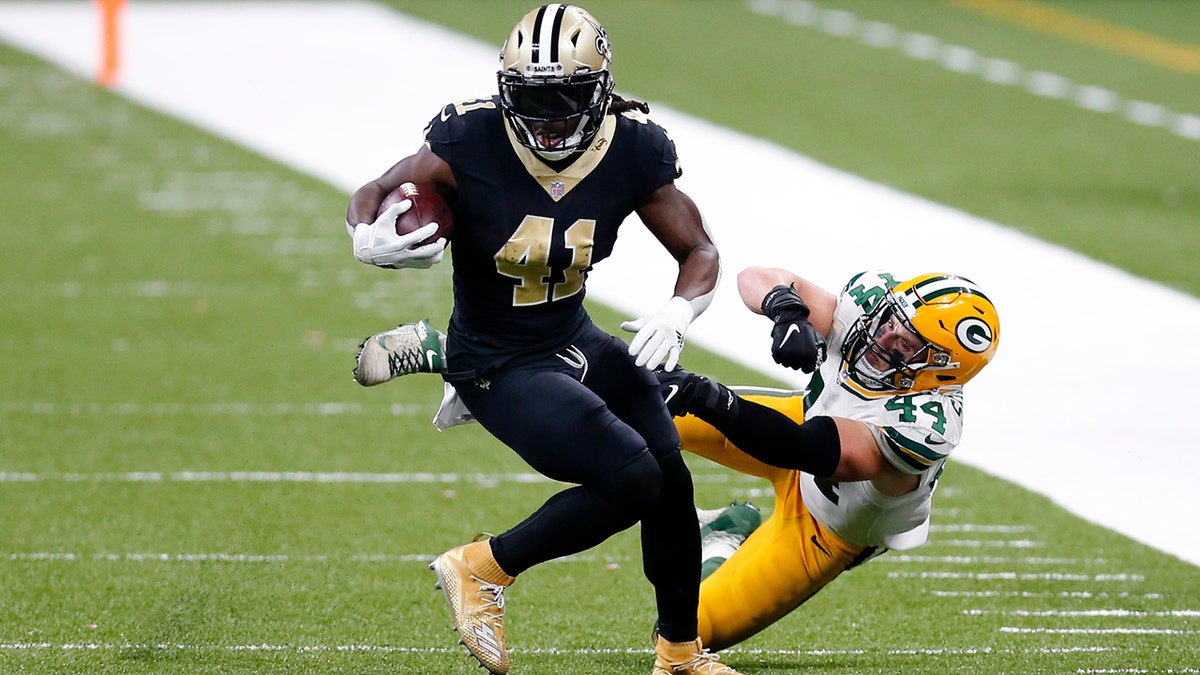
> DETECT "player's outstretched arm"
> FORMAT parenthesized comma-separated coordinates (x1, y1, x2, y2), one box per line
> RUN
(737, 267, 836, 335)
(623, 184, 720, 371)
(656, 367, 905, 487)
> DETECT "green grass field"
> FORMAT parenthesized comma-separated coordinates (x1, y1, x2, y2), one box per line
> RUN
(2, 1, 1198, 673)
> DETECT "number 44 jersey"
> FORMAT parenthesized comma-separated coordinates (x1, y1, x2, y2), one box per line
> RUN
(423, 95, 682, 382)
(800, 270, 965, 551)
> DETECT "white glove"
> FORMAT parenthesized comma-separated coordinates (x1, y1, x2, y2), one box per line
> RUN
(350, 200, 446, 269)
(621, 296, 696, 371)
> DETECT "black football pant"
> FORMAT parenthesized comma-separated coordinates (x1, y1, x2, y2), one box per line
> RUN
(452, 321, 701, 641)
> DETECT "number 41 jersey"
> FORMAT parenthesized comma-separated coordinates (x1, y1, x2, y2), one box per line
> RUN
(423, 96, 682, 382)
(801, 270, 966, 551)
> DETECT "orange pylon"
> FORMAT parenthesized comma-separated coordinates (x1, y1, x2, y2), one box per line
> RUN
(96, 0, 127, 87)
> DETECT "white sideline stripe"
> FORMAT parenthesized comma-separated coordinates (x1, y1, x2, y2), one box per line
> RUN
(0, 642, 1122, 656)
(0, 2, 1197, 569)
(747, 0, 1200, 141)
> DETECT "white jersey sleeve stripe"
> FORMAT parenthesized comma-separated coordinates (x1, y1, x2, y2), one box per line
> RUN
(881, 428, 947, 472)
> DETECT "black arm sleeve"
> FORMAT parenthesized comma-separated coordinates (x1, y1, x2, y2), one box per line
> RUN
(693, 396, 842, 478)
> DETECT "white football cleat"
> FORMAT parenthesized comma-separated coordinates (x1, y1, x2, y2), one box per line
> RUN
(353, 319, 446, 386)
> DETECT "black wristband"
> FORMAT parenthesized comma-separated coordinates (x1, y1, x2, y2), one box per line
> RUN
(761, 284, 811, 322)
(685, 377, 740, 424)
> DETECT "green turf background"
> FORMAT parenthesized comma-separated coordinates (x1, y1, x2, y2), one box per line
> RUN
(1, 2, 1197, 673)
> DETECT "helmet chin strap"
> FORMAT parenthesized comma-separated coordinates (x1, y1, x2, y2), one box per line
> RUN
(855, 358, 888, 384)
(853, 344, 918, 391)
(533, 145, 577, 161)
(524, 120, 590, 161)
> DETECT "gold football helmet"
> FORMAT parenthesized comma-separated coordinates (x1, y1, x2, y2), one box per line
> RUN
(842, 273, 1000, 392)
(497, 4, 614, 160)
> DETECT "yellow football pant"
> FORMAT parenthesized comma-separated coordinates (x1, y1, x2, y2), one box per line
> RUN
(677, 393, 871, 651)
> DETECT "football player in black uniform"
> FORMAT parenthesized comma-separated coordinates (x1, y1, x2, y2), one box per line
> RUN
(344, 5, 746, 675)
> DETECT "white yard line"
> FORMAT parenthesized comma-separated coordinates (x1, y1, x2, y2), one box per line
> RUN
(0, 2, 1196, 568)
(0, 641, 1129, 657)
(931, 591, 1164, 598)
(889, 571, 1145, 581)
(883, 556, 1102, 564)
(1002, 627, 1198, 635)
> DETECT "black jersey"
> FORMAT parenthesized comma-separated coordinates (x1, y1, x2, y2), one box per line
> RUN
(424, 95, 682, 381)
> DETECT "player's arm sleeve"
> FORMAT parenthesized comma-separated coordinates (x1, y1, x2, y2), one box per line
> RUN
(634, 117, 683, 196)
(423, 104, 455, 163)
(694, 396, 842, 478)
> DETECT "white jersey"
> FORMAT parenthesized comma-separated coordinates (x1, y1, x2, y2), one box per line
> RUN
(799, 270, 964, 551)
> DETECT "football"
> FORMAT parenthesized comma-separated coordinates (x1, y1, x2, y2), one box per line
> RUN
(378, 181, 453, 246)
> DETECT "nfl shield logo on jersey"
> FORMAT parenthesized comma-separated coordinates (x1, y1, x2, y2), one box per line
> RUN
(550, 180, 565, 200)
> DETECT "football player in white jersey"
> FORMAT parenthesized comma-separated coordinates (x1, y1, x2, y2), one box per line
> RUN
(655, 266, 1000, 651)
(352, 265, 999, 654)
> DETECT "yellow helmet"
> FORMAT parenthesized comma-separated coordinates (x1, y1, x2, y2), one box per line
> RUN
(497, 4, 614, 159)
(843, 273, 1000, 392)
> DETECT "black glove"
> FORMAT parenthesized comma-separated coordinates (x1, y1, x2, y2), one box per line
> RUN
(654, 367, 739, 423)
(761, 284, 827, 373)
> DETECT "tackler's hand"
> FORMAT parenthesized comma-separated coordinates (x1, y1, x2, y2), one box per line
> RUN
(761, 284, 826, 373)
(653, 366, 703, 417)
(653, 366, 738, 422)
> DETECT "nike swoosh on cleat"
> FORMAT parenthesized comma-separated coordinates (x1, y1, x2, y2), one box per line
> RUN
(426, 349, 440, 368)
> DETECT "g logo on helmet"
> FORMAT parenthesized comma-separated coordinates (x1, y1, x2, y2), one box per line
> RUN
(956, 317, 993, 353)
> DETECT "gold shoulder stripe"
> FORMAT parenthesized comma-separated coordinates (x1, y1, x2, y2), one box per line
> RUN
(504, 115, 617, 201)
